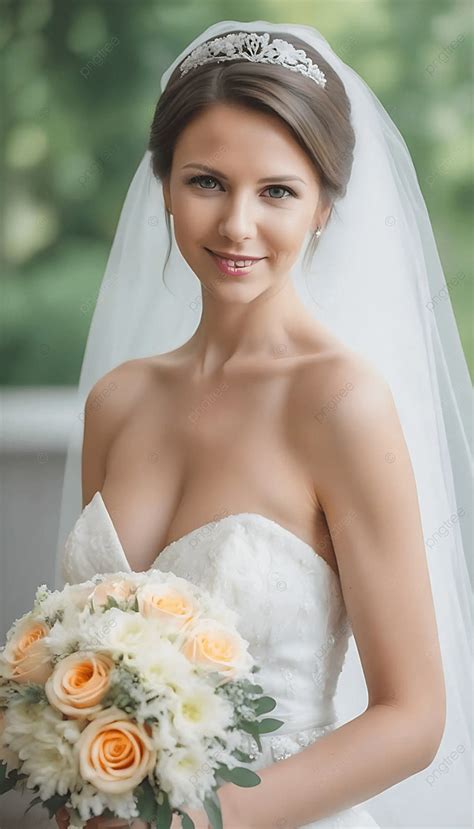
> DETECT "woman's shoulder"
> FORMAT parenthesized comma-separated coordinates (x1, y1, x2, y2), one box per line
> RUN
(86, 356, 156, 401)
(295, 336, 390, 399)
(290, 339, 392, 449)
(83, 356, 165, 440)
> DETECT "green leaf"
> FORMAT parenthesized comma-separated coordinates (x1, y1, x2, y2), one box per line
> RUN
(203, 792, 223, 829)
(239, 719, 259, 735)
(155, 790, 172, 828)
(133, 594, 139, 612)
(215, 765, 261, 787)
(0, 763, 8, 789)
(256, 717, 285, 734)
(136, 779, 157, 821)
(241, 680, 263, 694)
(180, 813, 196, 829)
(233, 748, 258, 763)
(252, 695, 276, 715)
(0, 763, 27, 795)
(24, 795, 42, 814)
(104, 595, 120, 610)
(16, 683, 47, 704)
(239, 721, 262, 752)
(43, 792, 70, 819)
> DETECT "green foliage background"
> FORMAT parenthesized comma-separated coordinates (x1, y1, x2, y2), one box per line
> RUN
(1, 0, 472, 385)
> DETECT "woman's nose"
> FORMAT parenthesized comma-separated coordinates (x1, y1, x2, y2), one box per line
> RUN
(218, 195, 257, 242)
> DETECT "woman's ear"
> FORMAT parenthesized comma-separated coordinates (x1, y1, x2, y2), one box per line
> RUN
(312, 199, 332, 234)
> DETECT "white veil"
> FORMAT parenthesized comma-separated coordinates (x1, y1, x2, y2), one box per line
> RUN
(54, 20, 473, 828)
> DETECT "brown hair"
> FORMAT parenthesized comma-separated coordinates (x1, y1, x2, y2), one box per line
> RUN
(148, 30, 355, 285)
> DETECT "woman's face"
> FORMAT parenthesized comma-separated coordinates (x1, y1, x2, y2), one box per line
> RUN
(163, 102, 327, 297)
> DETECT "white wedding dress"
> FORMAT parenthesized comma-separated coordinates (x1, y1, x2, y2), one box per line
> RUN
(61, 491, 381, 828)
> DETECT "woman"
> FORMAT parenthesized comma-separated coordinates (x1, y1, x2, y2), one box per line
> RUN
(54, 20, 472, 829)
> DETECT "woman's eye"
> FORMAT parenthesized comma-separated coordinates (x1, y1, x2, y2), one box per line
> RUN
(188, 175, 221, 190)
(265, 185, 295, 199)
(186, 175, 295, 199)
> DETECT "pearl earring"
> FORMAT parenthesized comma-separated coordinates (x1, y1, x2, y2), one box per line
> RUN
(314, 226, 322, 238)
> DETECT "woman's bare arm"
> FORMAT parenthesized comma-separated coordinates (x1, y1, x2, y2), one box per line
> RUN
(217, 355, 446, 828)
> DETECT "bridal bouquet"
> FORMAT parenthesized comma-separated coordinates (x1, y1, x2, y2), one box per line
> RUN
(0, 570, 283, 828)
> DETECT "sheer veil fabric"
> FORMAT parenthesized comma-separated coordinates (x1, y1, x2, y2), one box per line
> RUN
(54, 20, 472, 828)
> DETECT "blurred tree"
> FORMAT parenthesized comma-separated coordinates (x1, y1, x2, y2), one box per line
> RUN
(1, 0, 472, 384)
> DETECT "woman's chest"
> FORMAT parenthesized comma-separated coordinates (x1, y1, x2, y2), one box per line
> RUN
(101, 365, 335, 574)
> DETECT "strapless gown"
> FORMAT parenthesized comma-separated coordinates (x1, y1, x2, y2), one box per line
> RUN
(61, 492, 380, 828)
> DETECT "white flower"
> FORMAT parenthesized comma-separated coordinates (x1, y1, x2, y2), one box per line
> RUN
(33, 582, 91, 622)
(32, 584, 50, 606)
(207, 730, 244, 770)
(0, 710, 21, 772)
(168, 679, 234, 743)
(33, 589, 66, 621)
(132, 636, 192, 689)
(43, 609, 81, 657)
(78, 607, 159, 659)
(69, 780, 140, 822)
(4, 701, 81, 799)
(144, 706, 179, 752)
(156, 741, 216, 809)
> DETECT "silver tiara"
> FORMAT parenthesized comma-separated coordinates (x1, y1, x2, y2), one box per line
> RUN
(179, 31, 327, 89)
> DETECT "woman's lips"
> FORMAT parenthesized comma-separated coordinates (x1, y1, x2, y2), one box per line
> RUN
(205, 249, 263, 276)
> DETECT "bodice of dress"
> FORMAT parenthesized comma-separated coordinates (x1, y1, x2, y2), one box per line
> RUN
(61, 494, 379, 827)
(61, 493, 350, 764)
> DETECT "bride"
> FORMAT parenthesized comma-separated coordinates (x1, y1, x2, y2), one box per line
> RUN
(54, 20, 472, 829)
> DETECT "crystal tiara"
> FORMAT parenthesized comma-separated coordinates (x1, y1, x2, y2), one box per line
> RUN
(179, 31, 327, 89)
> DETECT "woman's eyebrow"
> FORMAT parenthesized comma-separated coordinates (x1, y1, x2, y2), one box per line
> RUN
(181, 162, 307, 185)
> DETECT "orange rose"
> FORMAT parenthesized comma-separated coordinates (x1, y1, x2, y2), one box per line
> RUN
(181, 619, 252, 680)
(45, 651, 115, 718)
(1, 617, 53, 684)
(136, 583, 197, 630)
(90, 578, 136, 609)
(77, 709, 156, 794)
